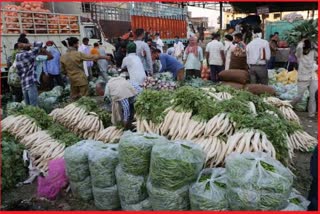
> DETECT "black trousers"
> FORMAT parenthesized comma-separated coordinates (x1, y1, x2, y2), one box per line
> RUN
(48, 74, 65, 90)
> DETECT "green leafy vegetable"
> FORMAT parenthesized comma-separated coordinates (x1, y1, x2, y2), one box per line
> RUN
(47, 123, 81, 147)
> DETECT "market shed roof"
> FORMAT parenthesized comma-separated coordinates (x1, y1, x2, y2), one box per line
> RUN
(230, 2, 318, 13)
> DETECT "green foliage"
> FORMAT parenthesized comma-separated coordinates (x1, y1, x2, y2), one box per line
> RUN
(284, 19, 318, 46)
(1, 132, 27, 191)
(14, 106, 53, 129)
(47, 123, 81, 147)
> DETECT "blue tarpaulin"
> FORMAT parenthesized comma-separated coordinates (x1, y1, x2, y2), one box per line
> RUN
(230, 15, 261, 27)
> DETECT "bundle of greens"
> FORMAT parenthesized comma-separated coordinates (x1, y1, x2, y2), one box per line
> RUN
(47, 123, 81, 147)
(69, 177, 93, 202)
(189, 168, 228, 210)
(225, 152, 293, 211)
(284, 19, 318, 46)
(149, 141, 205, 191)
(88, 144, 119, 188)
(1, 132, 27, 191)
(135, 90, 173, 124)
(115, 165, 148, 205)
(119, 131, 168, 176)
(121, 198, 152, 211)
(147, 179, 190, 210)
(14, 105, 53, 129)
(282, 189, 310, 211)
(92, 185, 121, 210)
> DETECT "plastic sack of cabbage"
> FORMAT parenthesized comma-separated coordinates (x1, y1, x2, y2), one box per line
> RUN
(189, 168, 228, 210)
(282, 188, 310, 211)
(149, 141, 205, 191)
(225, 152, 294, 211)
(119, 131, 169, 176)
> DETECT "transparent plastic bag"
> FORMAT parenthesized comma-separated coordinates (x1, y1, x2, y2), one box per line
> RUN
(147, 178, 190, 210)
(121, 198, 153, 211)
(282, 188, 310, 211)
(88, 144, 119, 188)
(119, 131, 168, 176)
(189, 168, 228, 210)
(115, 165, 148, 205)
(37, 158, 68, 200)
(70, 176, 93, 201)
(93, 185, 121, 210)
(225, 152, 293, 210)
(149, 140, 205, 190)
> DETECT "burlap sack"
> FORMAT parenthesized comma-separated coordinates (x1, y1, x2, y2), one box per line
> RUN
(221, 81, 244, 90)
(218, 70, 249, 84)
(245, 84, 276, 96)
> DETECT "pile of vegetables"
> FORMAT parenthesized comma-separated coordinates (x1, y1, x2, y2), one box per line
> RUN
(2, 106, 80, 172)
(284, 19, 318, 46)
(49, 97, 115, 140)
(141, 76, 177, 91)
(38, 86, 64, 113)
(134, 85, 317, 166)
(2, 132, 28, 191)
(2, 2, 79, 34)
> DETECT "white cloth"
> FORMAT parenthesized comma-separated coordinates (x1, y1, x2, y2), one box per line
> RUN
(174, 41, 184, 58)
(155, 37, 164, 53)
(224, 41, 235, 70)
(246, 38, 271, 65)
(121, 53, 146, 85)
(296, 42, 317, 81)
(183, 46, 203, 70)
(78, 44, 92, 77)
(134, 40, 153, 74)
(205, 40, 225, 66)
(98, 47, 108, 73)
(167, 47, 175, 56)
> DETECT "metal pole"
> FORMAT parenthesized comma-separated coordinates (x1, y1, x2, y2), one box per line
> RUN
(52, 2, 55, 13)
(220, 2, 223, 29)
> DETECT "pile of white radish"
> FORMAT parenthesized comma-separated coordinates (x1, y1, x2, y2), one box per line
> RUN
(95, 126, 124, 143)
(287, 130, 318, 152)
(49, 103, 104, 140)
(2, 115, 41, 139)
(21, 130, 65, 173)
(263, 97, 300, 125)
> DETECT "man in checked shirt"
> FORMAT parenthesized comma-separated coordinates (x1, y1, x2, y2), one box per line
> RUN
(15, 41, 43, 106)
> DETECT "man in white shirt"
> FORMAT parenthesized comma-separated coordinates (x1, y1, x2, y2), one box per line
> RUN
(121, 42, 146, 85)
(134, 28, 153, 76)
(155, 33, 164, 53)
(78, 37, 93, 78)
(173, 36, 184, 63)
(205, 33, 225, 82)
(246, 27, 271, 85)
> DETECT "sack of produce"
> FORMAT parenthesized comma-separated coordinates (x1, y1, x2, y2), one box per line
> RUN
(39, 96, 59, 113)
(189, 168, 228, 210)
(221, 81, 244, 90)
(225, 152, 293, 210)
(115, 165, 148, 205)
(92, 185, 121, 210)
(70, 176, 93, 201)
(149, 141, 205, 190)
(147, 178, 190, 210)
(88, 144, 119, 188)
(218, 70, 249, 85)
(282, 189, 310, 211)
(119, 131, 168, 176)
(245, 84, 276, 96)
(121, 198, 153, 211)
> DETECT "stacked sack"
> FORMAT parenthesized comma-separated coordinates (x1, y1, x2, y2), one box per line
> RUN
(116, 131, 168, 210)
(88, 144, 120, 210)
(189, 168, 228, 210)
(64, 140, 98, 201)
(225, 152, 294, 210)
(147, 141, 205, 210)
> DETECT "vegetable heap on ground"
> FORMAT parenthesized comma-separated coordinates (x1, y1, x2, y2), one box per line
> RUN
(2, 106, 80, 172)
(135, 85, 317, 166)
(50, 97, 123, 143)
(2, 132, 28, 191)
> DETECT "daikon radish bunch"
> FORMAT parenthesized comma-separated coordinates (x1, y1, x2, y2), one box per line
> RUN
(225, 129, 277, 159)
(204, 113, 235, 137)
(21, 130, 65, 172)
(286, 130, 317, 152)
(95, 126, 124, 143)
(263, 97, 293, 108)
(193, 136, 227, 168)
(278, 106, 301, 125)
(1, 115, 41, 139)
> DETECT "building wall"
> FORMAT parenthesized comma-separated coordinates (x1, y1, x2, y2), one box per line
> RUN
(187, 6, 223, 30)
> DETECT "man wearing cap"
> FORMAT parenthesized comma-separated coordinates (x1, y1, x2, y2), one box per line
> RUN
(45, 41, 65, 89)
(121, 42, 146, 85)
